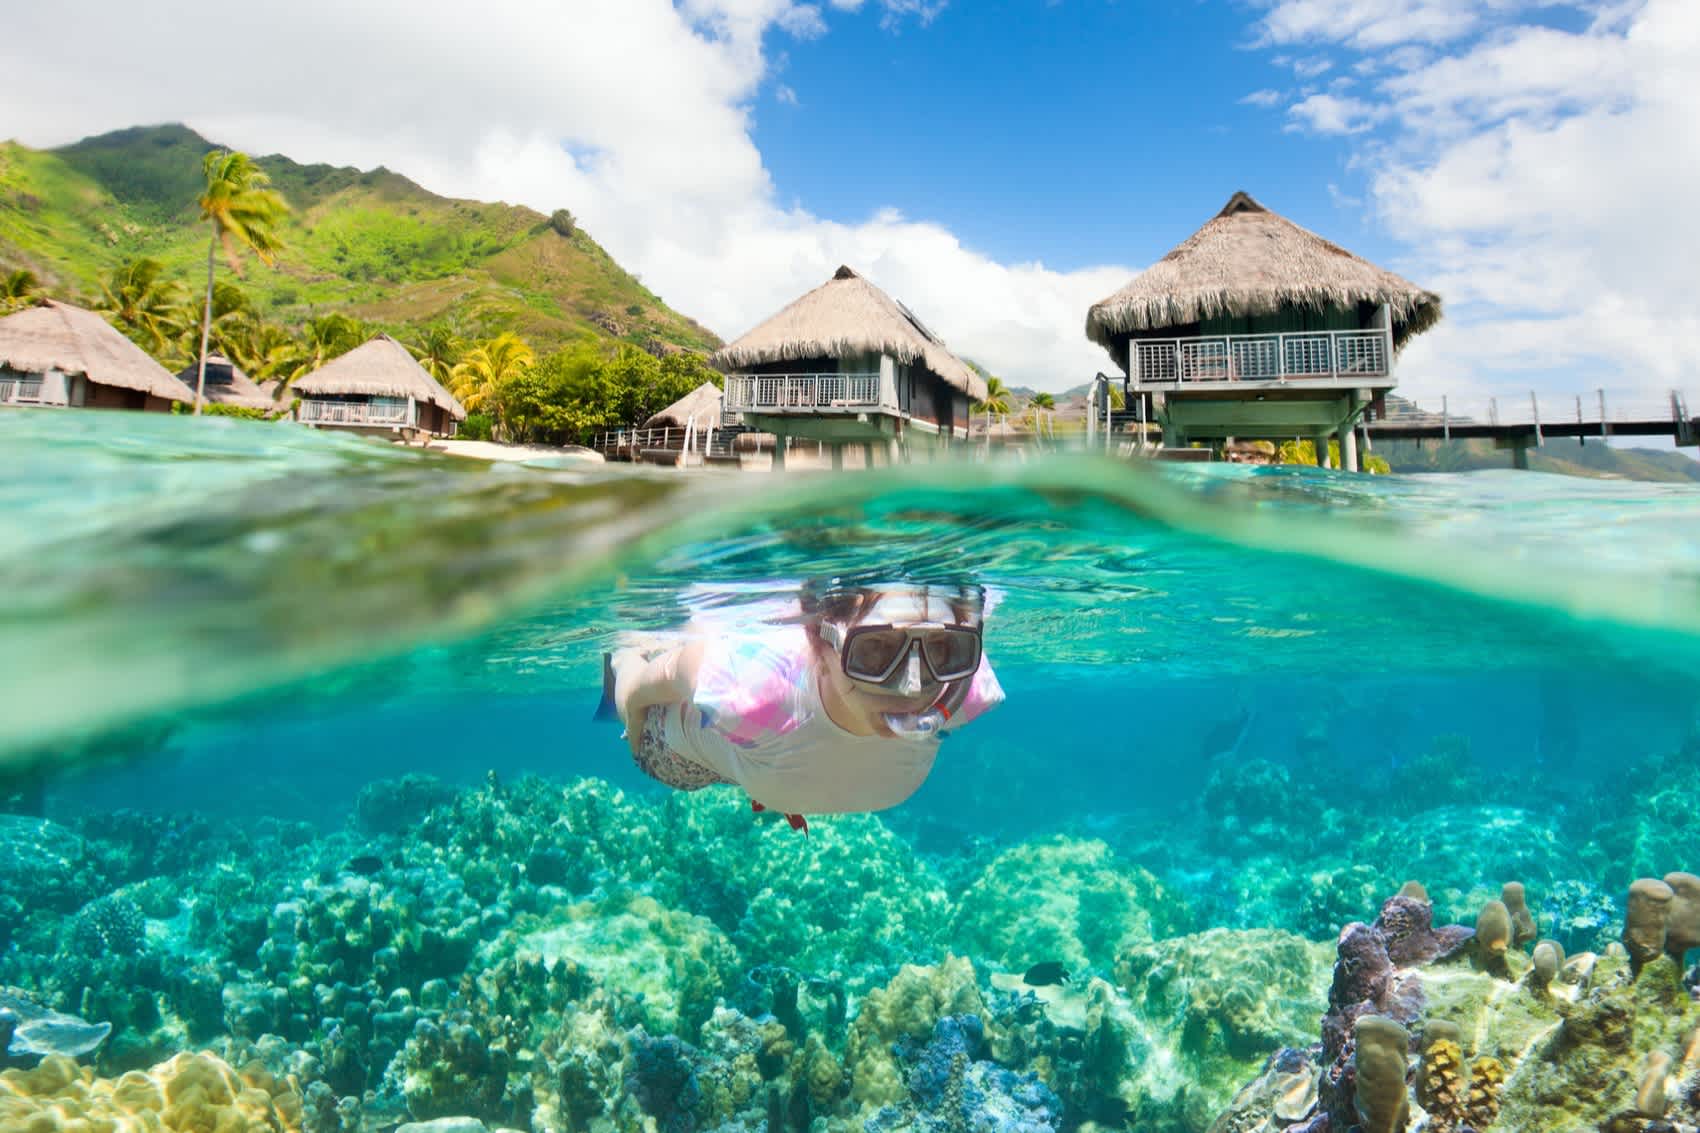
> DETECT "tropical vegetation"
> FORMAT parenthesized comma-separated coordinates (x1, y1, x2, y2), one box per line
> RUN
(191, 150, 289, 413)
(0, 127, 726, 444)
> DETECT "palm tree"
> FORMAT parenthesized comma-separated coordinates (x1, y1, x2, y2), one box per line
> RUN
(974, 375, 1012, 418)
(193, 150, 289, 415)
(1028, 391, 1056, 437)
(271, 313, 368, 392)
(96, 258, 193, 357)
(1, 268, 41, 314)
(409, 324, 464, 384)
(450, 332, 535, 438)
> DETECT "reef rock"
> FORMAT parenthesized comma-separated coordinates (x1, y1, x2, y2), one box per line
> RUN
(953, 836, 1188, 973)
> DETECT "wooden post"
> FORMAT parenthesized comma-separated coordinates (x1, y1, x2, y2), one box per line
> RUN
(1512, 440, 1530, 471)
(1313, 433, 1332, 469)
(831, 444, 844, 470)
(1339, 423, 1359, 472)
(772, 433, 787, 470)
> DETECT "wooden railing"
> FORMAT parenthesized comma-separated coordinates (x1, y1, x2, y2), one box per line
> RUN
(723, 372, 887, 412)
(1130, 329, 1392, 385)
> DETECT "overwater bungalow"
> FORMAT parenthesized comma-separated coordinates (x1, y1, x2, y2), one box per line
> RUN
(291, 334, 465, 439)
(174, 354, 278, 413)
(1085, 192, 1442, 471)
(0, 299, 196, 411)
(713, 266, 986, 467)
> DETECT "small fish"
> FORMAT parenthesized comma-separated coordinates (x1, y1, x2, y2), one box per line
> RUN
(1022, 961, 1070, 987)
(344, 854, 384, 876)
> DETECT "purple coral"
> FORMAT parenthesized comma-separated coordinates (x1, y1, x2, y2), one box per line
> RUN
(870, 1014, 1062, 1133)
(1374, 895, 1473, 967)
(627, 1033, 702, 1133)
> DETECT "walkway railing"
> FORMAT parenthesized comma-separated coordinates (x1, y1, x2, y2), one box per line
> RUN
(1131, 329, 1392, 384)
(299, 399, 411, 426)
(1373, 388, 1695, 445)
(724, 372, 887, 412)
(0, 377, 45, 405)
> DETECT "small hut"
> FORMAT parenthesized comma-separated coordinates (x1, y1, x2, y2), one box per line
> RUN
(291, 334, 466, 438)
(642, 381, 723, 434)
(713, 266, 985, 467)
(0, 299, 196, 411)
(174, 354, 278, 413)
(1085, 192, 1441, 470)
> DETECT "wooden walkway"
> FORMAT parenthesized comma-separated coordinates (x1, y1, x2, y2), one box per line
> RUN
(1365, 390, 1695, 448)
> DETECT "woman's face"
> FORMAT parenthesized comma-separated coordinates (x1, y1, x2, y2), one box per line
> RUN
(835, 590, 976, 709)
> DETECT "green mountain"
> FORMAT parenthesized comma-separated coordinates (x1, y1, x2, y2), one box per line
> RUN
(0, 124, 719, 354)
(1374, 437, 1700, 481)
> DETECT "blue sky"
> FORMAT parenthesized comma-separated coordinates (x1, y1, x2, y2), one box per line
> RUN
(1, 0, 1695, 408)
(755, 1, 1364, 271)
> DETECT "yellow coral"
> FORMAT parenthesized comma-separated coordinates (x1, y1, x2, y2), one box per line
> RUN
(0, 1052, 302, 1133)
(843, 956, 982, 1109)
(1465, 1056, 1505, 1129)
(1418, 1038, 1466, 1129)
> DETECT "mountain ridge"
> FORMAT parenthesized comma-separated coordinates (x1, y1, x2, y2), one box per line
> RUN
(0, 123, 720, 355)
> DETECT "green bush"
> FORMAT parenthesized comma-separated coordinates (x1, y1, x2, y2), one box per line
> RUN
(171, 401, 282, 420)
(458, 413, 494, 441)
(549, 208, 576, 238)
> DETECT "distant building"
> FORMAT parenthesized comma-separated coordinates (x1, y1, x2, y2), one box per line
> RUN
(1085, 192, 1442, 470)
(0, 299, 196, 411)
(714, 266, 986, 468)
(291, 334, 466, 438)
(175, 354, 279, 413)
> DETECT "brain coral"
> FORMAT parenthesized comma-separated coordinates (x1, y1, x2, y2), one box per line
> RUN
(498, 890, 739, 1035)
(0, 1050, 302, 1132)
(951, 836, 1189, 973)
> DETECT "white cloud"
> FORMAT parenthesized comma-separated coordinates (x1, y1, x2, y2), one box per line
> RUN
(1286, 92, 1383, 133)
(1268, 0, 1700, 399)
(1256, 0, 1499, 49)
(1241, 88, 1285, 107)
(0, 0, 1113, 390)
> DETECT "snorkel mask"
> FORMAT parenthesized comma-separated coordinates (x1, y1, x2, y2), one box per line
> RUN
(816, 588, 984, 739)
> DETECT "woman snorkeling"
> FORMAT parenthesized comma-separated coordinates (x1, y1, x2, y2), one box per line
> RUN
(604, 581, 1004, 832)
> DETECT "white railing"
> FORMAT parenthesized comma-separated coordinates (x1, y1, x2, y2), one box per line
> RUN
(1377, 389, 1696, 437)
(1131, 330, 1392, 384)
(298, 398, 412, 427)
(723, 372, 886, 413)
(0, 377, 45, 404)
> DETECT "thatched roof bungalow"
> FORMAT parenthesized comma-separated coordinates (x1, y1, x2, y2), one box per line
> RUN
(642, 381, 724, 433)
(0, 299, 196, 411)
(1086, 191, 1441, 373)
(713, 266, 983, 463)
(1085, 192, 1442, 470)
(291, 334, 466, 437)
(174, 354, 278, 413)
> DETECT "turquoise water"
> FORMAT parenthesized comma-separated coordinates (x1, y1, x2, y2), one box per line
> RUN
(4, 410, 1700, 1132)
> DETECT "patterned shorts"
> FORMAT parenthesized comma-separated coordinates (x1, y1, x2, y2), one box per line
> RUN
(632, 705, 730, 792)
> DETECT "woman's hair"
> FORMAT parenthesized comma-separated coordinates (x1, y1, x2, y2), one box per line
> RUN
(798, 580, 985, 650)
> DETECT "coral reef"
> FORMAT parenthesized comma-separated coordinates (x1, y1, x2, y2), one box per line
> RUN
(952, 836, 1188, 973)
(0, 1050, 303, 1131)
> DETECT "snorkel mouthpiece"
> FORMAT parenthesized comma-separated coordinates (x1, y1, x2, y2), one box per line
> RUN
(882, 707, 946, 739)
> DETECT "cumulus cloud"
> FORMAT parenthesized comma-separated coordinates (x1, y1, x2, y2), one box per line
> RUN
(1267, 0, 1700, 399)
(1286, 93, 1383, 133)
(0, 0, 1114, 390)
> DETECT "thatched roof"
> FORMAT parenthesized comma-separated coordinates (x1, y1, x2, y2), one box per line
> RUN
(1085, 192, 1442, 355)
(0, 300, 196, 402)
(643, 381, 723, 431)
(174, 354, 277, 411)
(290, 334, 466, 418)
(713, 266, 986, 401)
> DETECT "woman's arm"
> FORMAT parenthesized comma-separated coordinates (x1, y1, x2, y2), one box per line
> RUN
(614, 640, 706, 753)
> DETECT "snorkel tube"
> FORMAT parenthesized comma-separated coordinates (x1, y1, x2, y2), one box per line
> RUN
(881, 672, 974, 740)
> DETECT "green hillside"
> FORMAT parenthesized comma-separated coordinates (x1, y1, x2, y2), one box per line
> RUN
(0, 124, 719, 355)
(1375, 437, 1700, 481)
